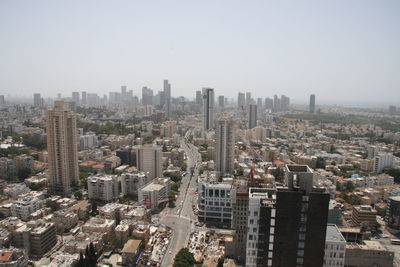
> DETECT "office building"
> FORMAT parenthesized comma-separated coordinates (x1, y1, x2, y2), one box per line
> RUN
(373, 153, 394, 173)
(271, 164, 330, 267)
(164, 80, 171, 118)
(351, 205, 377, 227)
(249, 104, 257, 129)
(138, 177, 171, 210)
(46, 101, 79, 196)
(281, 95, 290, 111)
(72, 92, 79, 104)
(256, 97, 262, 108)
(202, 88, 214, 131)
(323, 224, 346, 267)
(238, 92, 245, 108)
(344, 241, 394, 267)
(218, 95, 225, 108)
(87, 175, 119, 202)
(264, 97, 274, 110)
(215, 117, 234, 174)
(387, 196, 400, 232)
(81, 91, 87, 105)
(245, 92, 252, 107)
(142, 87, 153, 105)
(136, 145, 163, 180)
(245, 188, 277, 267)
(197, 180, 235, 227)
(0, 95, 4, 105)
(33, 93, 43, 108)
(273, 95, 280, 112)
(196, 90, 202, 105)
(309, 94, 316, 114)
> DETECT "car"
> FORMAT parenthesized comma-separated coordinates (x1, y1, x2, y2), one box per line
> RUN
(168, 250, 172, 254)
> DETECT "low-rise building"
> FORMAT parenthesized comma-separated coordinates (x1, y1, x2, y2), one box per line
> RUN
(351, 205, 377, 227)
(121, 172, 148, 199)
(82, 217, 115, 235)
(0, 248, 28, 267)
(11, 196, 42, 221)
(121, 239, 142, 266)
(344, 241, 394, 267)
(138, 177, 171, 210)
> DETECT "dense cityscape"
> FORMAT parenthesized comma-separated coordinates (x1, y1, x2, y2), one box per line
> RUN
(1, 1, 400, 266)
(0, 84, 399, 267)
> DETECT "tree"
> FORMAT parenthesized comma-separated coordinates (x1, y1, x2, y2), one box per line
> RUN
(74, 191, 83, 200)
(217, 257, 224, 267)
(384, 168, 400, 183)
(173, 248, 196, 267)
(345, 181, 355, 192)
(271, 167, 284, 182)
(45, 200, 60, 212)
(162, 144, 168, 152)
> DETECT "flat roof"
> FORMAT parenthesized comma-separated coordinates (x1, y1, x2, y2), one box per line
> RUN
(121, 239, 141, 254)
(326, 224, 346, 243)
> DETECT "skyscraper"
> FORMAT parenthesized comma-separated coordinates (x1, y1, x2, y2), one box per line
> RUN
(46, 101, 79, 196)
(249, 104, 257, 129)
(0, 95, 4, 105)
(164, 80, 171, 118)
(218, 95, 225, 108)
(215, 117, 234, 174)
(273, 94, 280, 112)
(246, 92, 252, 107)
(142, 87, 153, 105)
(309, 94, 316, 114)
(33, 93, 42, 107)
(202, 88, 214, 131)
(72, 92, 79, 104)
(81, 91, 87, 105)
(238, 92, 245, 108)
(196, 90, 202, 105)
(245, 165, 330, 267)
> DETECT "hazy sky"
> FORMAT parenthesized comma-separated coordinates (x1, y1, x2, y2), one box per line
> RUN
(1, 0, 399, 105)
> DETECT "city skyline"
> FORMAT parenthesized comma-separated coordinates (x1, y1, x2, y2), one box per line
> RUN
(1, 1, 399, 105)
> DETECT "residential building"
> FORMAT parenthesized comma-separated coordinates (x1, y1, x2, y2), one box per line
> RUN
(0, 248, 28, 267)
(11, 196, 42, 221)
(218, 95, 225, 108)
(164, 79, 171, 118)
(215, 117, 235, 175)
(87, 175, 119, 202)
(373, 153, 394, 173)
(138, 177, 170, 210)
(238, 92, 245, 108)
(46, 101, 79, 196)
(121, 172, 149, 199)
(121, 239, 143, 266)
(387, 196, 400, 232)
(196, 90, 202, 105)
(136, 145, 163, 180)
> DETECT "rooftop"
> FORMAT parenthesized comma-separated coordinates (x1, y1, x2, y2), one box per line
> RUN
(326, 224, 346, 243)
(121, 239, 141, 254)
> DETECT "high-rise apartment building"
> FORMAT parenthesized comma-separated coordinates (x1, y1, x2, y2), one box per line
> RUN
(373, 153, 394, 173)
(46, 101, 79, 196)
(273, 95, 280, 112)
(310, 94, 316, 114)
(249, 104, 257, 129)
(238, 92, 245, 108)
(202, 88, 214, 131)
(215, 117, 234, 175)
(87, 175, 119, 202)
(164, 80, 171, 118)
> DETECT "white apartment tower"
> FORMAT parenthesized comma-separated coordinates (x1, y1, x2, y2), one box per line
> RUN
(46, 101, 79, 196)
(216, 117, 235, 175)
(202, 88, 214, 132)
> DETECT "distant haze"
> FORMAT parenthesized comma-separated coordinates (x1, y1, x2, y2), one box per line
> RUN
(0, 0, 399, 106)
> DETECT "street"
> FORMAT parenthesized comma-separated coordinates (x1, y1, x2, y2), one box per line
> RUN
(160, 136, 201, 267)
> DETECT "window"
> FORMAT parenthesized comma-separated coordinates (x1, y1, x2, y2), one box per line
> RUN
(221, 190, 225, 198)
(250, 219, 254, 224)
(254, 211, 258, 216)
